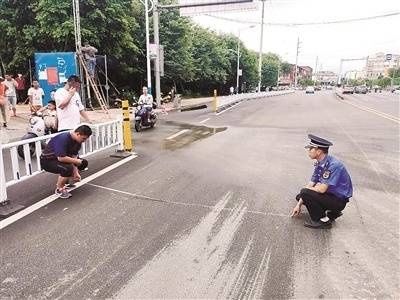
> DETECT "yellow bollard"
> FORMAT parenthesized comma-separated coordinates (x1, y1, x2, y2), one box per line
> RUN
(122, 100, 133, 151)
(213, 89, 218, 112)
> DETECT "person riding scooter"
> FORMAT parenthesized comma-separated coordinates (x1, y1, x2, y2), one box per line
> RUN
(138, 86, 153, 123)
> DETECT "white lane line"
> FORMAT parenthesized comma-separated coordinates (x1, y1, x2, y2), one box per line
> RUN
(344, 100, 400, 123)
(216, 101, 243, 116)
(0, 154, 138, 230)
(87, 183, 289, 218)
(199, 118, 210, 124)
(165, 129, 191, 140)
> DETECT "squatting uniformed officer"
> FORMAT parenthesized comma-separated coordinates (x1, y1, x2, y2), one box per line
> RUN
(291, 134, 353, 229)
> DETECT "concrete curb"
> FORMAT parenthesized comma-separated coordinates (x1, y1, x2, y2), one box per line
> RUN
(335, 92, 344, 100)
(216, 90, 295, 113)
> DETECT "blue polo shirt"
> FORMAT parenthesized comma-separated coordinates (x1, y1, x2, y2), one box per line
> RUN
(311, 155, 353, 200)
(41, 132, 81, 160)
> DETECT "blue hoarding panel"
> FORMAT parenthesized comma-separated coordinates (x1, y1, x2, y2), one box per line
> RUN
(34, 52, 78, 104)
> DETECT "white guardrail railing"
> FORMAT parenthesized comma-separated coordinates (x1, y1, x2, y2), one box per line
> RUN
(0, 119, 123, 204)
(216, 90, 294, 112)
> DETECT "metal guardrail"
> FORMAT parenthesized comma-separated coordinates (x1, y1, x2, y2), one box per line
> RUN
(0, 119, 123, 204)
(216, 90, 295, 112)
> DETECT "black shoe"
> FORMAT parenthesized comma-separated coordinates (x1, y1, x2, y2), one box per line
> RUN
(304, 219, 332, 229)
(3, 123, 6, 128)
(326, 210, 343, 221)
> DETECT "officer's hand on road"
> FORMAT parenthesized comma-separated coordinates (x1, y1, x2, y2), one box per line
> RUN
(73, 173, 81, 182)
(290, 205, 301, 217)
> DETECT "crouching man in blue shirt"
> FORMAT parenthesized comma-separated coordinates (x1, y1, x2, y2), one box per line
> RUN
(40, 125, 92, 199)
(291, 134, 353, 229)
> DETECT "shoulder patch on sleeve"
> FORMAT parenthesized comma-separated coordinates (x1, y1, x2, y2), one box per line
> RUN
(322, 170, 331, 179)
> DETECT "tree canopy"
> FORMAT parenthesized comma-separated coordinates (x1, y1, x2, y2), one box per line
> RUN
(0, 0, 289, 96)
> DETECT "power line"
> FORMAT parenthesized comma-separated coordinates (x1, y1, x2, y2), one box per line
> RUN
(204, 11, 400, 27)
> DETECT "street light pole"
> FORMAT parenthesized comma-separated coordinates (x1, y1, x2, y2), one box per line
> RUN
(257, 0, 265, 92)
(236, 31, 240, 93)
(145, 0, 152, 93)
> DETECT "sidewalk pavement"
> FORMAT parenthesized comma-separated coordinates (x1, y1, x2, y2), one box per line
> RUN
(0, 97, 213, 144)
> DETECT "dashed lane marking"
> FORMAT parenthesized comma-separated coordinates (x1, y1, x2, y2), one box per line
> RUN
(165, 129, 191, 140)
(199, 118, 210, 124)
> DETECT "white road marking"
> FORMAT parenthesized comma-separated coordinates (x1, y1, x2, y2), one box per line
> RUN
(199, 118, 210, 124)
(165, 129, 191, 140)
(0, 154, 137, 230)
(216, 101, 243, 115)
(344, 100, 400, 123)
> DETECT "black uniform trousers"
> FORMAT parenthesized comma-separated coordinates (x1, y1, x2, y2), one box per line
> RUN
(298, 188, 348, 221)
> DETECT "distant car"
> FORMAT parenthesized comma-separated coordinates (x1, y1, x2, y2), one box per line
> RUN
(326, 85, 333, 90)
(342, 86, 354, 94)
(391, 86, 400, 93)
(394, 88, 400, 95)
(354, 86, 367, 94)
(305, 86, 315, 94)
(314, 86, 321, 91)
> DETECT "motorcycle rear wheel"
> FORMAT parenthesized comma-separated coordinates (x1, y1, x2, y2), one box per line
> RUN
(17, 133, 46, 160)
(135, 120, 142, 132)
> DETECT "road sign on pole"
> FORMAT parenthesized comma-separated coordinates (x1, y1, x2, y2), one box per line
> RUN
(386, 54, 392, 61)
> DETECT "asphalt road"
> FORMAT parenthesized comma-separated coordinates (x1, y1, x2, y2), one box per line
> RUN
(1, 90, 399, 299)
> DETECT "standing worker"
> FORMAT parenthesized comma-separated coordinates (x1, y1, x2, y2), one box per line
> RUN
(15, 73, 26, 104)
(54, 75, 91, 131)
(27, 80, 45, 112)
(81, 42, 98, 77)
(291, 134, 353, 229)
(4, 74, 18, 117)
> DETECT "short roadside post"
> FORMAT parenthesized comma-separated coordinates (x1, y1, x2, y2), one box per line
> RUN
(213, 89, 218, 113)
(111, 100, 133, 158)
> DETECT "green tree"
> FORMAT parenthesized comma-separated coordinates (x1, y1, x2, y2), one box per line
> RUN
(280, 62, 292, 75)
(298, 78, 314, 87)
(260, 53, 280, 88)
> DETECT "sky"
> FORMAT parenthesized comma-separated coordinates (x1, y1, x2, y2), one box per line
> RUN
(189, 0, 400, 74)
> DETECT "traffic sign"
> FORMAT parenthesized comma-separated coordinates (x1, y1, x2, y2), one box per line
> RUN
(386, 54, 392, 61)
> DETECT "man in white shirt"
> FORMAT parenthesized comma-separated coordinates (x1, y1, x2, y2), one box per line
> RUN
(54, 75, 91, 131)
(27, 80, 45, 112)
(138, 86, 154, 123)
(138, 86, 153, 105)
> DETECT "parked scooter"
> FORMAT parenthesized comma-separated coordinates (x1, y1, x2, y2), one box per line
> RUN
(133, 101, 157, 132)
(17, 112, 55, 159)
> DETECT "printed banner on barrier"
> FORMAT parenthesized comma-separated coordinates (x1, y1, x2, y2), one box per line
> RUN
(34, 52, 78, 104)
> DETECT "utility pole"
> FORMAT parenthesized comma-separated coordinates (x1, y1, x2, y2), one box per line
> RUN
(153, 0, 161, 106)
(314, 56, 318, 82)
(294, 37, 300, 89)
(257, 0, 265, 92)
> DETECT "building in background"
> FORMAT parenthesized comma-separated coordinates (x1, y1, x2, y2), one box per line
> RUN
(314, 71, 338, 85)
(365, 52, 400, 79)
(345, 70, 366, 80)
(278, 64, 313, 86)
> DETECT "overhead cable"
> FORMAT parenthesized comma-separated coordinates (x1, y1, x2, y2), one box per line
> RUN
(203, 11, 400, 26)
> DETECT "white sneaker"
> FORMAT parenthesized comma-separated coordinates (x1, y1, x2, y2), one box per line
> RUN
(55, 188, 72, 199)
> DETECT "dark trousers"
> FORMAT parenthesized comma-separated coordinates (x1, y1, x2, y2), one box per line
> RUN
(298, 188, 347, 221)
(16, 89, 26, 103)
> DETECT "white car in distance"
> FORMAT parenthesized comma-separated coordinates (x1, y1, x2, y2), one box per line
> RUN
(305, 86, 315, 94)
